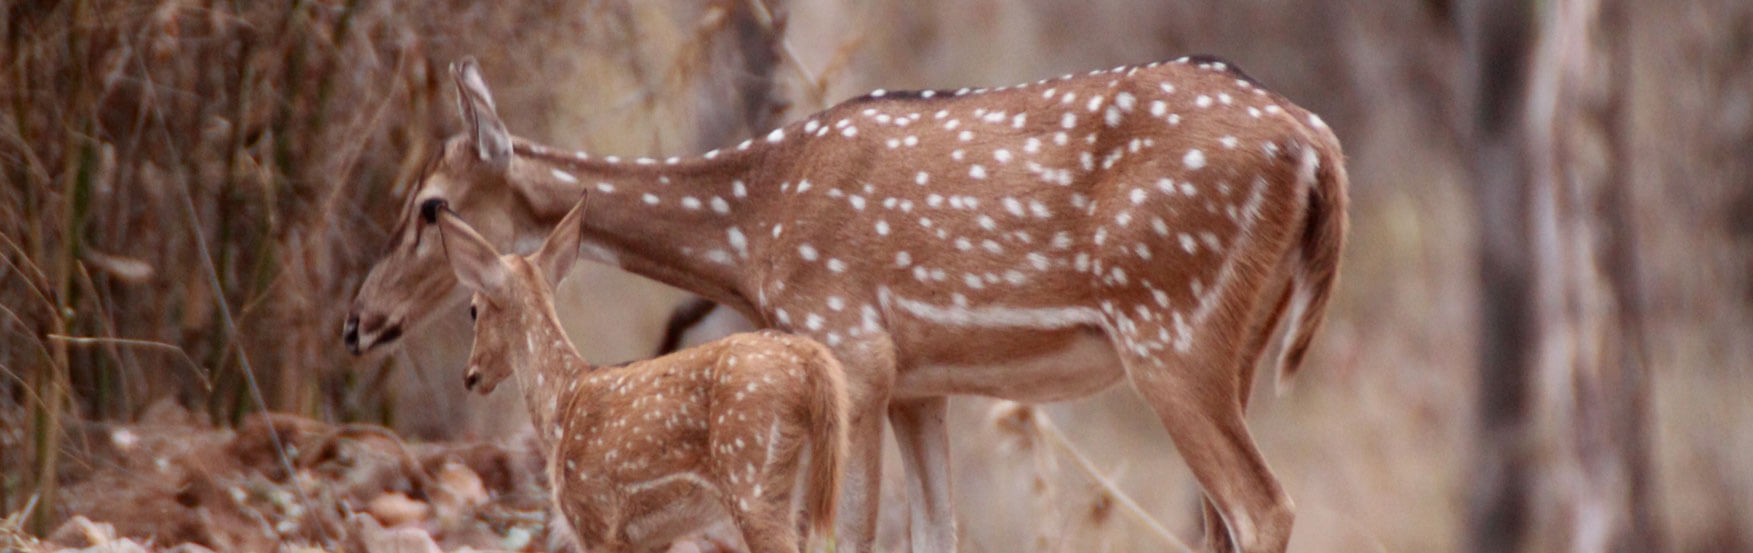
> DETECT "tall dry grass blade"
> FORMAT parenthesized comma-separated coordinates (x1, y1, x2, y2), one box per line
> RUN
(0, 231, 54, 306)
(1, 362, 55, 431)
(45, 335, 211, 391)
(1012, 403, 1200, 553)
(0, 301, 52, 353)
(29, 170, 68, 539)
(30, 0, 97, 527)
(73, 262, 133, 417)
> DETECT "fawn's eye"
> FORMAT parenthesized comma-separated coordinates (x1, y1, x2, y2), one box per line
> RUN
(469, 305, 477, 321)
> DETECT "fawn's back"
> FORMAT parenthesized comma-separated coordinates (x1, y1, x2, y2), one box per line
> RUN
(546, 330, 847, 549)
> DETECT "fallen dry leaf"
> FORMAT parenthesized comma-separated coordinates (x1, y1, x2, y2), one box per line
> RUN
(367, 492, 432, 528)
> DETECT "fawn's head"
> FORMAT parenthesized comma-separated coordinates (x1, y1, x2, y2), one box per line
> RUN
(346, 56, 538, 355)
(432, 195, 588, 394)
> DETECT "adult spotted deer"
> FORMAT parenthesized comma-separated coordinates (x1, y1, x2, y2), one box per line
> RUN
(434, 197, 848, 552)
(347, 56, 1347, 553)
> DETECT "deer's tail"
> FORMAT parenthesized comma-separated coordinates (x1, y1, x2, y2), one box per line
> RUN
(799, 340, 849, 547)
(1276, 122, 1349, 388)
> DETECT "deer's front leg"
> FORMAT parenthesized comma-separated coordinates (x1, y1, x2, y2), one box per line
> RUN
(832, 334, 898, 553)
(888, 396, 956, 553)
(837, 401, 887, 553)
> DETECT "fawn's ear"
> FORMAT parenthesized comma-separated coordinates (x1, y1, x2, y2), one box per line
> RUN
(530, 195, 588, 288)
(434, 205, 509, 296)
(451, 56, 511, 171)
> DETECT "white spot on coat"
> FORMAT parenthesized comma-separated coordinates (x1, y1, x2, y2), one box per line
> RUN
(1183, 149, 1206, 170)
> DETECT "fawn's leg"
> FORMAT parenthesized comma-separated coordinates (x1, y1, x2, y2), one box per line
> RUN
(732, 485, 803, 553)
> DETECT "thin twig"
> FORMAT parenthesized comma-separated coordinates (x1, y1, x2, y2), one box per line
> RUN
(0, 302, 57, 371)
(73, 261, 141, 408)
(327, 48, 412, 213)
(174, 175, 329, 542)
(0, 361, 55, 420)
(45, 334, 212, 390)
(0, 105, 56, 186)
(0, 228, 56, 314)
(143, 71, 333, 542)
(1029, 408, 1199, 553)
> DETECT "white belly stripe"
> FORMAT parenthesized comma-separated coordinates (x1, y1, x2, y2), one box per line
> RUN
(623, 471, 715, 494)
(879, 286, 1101, 330)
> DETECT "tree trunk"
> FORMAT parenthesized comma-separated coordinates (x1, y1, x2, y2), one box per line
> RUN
(1458, 0, 1537, 551)
(1521, 0, 1664, 550)
(1464, 0, 1665, 551)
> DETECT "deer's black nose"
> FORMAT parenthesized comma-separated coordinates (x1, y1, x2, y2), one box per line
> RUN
(464, 371, 481, 391)
(343, 314, 361, 355)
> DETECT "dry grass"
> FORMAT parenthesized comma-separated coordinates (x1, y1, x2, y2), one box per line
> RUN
(0, 0, 693, 532)
(989, 401, 1193, 553)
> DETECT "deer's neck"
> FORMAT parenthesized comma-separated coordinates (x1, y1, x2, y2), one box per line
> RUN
(509, 143, 768, 318)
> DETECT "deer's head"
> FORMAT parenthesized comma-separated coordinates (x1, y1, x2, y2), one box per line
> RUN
(431, 195, 586, 394)
(345, 57, 528, 354)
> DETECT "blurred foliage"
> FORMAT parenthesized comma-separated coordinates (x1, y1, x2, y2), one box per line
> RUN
(6, 0, 431, 427)
(0, 0, 618, 531)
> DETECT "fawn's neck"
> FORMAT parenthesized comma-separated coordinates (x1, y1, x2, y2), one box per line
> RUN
(511, 299, 592, 439)
(510, 143, 770, 318)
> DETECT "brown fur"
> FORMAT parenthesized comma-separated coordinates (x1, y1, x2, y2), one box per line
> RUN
(351, 56, 1349, 553)
(798, 341, 849, 541)
(435, 199, 849, 553)
(1276, 127, 1349, 385)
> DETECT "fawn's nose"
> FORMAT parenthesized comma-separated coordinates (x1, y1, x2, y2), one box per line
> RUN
(464, 370, 481, 391)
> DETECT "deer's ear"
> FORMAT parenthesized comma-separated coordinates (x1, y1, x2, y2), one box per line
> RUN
(451, 56, 511, 171)
(530, 195, 588, 288)
(435, 207, 509, 295)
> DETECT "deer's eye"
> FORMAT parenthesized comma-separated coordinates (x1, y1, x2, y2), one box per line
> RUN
(469, 305, 477, 321)
(420, 198, 449, 223)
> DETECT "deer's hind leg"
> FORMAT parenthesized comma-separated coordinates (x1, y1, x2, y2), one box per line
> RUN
(1106, 301, 1293, 553)
(1199, 273, 1296, 552)
(1121, 340, 1292, 552)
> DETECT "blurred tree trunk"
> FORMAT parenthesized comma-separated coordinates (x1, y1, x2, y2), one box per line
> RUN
(1463, 0, 1664, 551)
(1522, 0, 1664, 550)
(1458, 0, 1535, 550)
(695, 0, 788, 149)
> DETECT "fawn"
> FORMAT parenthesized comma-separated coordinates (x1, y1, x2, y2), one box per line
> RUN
(431, 197, 849, 553)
